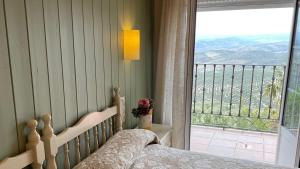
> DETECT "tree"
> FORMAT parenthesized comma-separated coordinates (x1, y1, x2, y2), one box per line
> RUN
(264, 69, 284, 106)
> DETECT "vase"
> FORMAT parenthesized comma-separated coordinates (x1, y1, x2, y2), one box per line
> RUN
(138, 109, 153, 130)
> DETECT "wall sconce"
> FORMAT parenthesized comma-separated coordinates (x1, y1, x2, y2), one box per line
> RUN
(123, 29, 140, 60)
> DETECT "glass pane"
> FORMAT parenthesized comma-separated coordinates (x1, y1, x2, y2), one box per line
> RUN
(283, 90, 297, 135)
(283, 5, 300, 136)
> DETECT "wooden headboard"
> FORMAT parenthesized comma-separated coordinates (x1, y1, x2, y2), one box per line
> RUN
(0, 120, 45, 169)
(42, 88, 125, 169)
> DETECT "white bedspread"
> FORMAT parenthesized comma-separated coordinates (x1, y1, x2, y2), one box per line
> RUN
(74, 129, 295, 169)
(131, 144, 293, 169)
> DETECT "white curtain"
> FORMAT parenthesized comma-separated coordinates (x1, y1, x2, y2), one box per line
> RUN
(153, 0, 196, 149)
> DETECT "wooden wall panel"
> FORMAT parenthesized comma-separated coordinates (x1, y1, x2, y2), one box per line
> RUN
(93, 0, 106, 110)
(83, 0, 97, 153)
(83, 0, 97, 112)
(4, 0, 35, 152)
(43, 1, 66, 168)
(110, 0, 119, 88)
(136, 0, 144, 104)
(124, 61, 132, 128)
(102, 0, 112, 107)
(0, 0, 153, 167)
(58, 0, 78, 166)
(43, 0, 66, 132)
(73, 0, 88, 118)
(58, 0, 78, 126)
(72, 0, 88, 160)
(25, 0, 51, 118)
(124, 0, 132, 129)
(129, 0, 137, 128)
(118, 0, 126, 97)
(0, 0, 19, 159)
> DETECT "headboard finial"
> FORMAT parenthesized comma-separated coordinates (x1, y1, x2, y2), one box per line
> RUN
(26, 119, 44, 169)
(27, 119, 40, 142)
(42, 114, 51, 124)
(42, 114, 54, 137)
(114, 87, 120, 97)
(113, 87, 123, 132)
(27, 119, 38, 132)
(42, 114, 58, 169)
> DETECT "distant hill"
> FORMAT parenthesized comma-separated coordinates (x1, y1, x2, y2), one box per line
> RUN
(194, 34, 290, 65)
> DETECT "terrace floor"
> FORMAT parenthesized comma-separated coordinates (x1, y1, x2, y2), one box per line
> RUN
(190, 125, 278, 164)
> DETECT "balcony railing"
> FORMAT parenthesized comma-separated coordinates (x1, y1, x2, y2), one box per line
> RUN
(192, 64, 286, 132)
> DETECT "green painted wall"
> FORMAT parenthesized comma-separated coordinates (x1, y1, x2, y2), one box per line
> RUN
(0, 0, 152, 165)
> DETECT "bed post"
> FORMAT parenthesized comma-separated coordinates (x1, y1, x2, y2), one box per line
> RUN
(113, 87, 123, 132)
(26, 120, 45, 169)
(42, 114, 58, 169)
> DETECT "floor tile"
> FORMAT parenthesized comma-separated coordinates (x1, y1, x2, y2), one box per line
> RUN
(238, 135, 263, 144)
(190, 137, 211, 145)
(264, 144, 277, 153)
(242, 130, 263, 137)
(234, 149, 264, 162)
(264, 137, 278, 145)
(191, 131, 215, 138)
(190, 126, 278, 164)
(224, 128, 243, 134)
(236, 142, 263, 152)
(190, 144, 209, 152)
(213, 132, 239, 141)
(264, 152, 276, 163)
(207, 145, 235, 157)
(210, 139, 237, 148)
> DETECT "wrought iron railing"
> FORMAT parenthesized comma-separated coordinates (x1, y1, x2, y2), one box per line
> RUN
(192, 64, 286, 132)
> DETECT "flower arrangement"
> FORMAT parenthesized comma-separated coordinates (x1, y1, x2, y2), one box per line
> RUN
(131, 98, 153, 118)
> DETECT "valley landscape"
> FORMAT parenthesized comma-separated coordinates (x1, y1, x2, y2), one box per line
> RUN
(192, 34, 289, 132)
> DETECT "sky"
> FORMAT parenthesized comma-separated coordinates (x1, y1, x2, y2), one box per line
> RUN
(196, 8, 294, 38)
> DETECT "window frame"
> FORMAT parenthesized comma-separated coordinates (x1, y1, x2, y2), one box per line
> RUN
(197, 0, 294, 11)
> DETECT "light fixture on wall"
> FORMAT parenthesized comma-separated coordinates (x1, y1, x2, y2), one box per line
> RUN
(123, 29, 140, 60)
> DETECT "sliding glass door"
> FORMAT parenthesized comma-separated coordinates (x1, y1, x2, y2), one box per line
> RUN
(277, 0, 300, 167)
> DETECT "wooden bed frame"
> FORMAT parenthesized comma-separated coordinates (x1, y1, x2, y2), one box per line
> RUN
(0, 120, 45, 169)
(42, 88, 125, 169)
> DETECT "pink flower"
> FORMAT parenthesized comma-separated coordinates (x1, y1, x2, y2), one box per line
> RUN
(138, 98, 150, 108)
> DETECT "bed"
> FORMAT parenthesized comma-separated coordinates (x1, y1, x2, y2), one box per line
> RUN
(40, 88, 296, 169)
(0, 119, 44, 169)
(73, 129, 294, 169)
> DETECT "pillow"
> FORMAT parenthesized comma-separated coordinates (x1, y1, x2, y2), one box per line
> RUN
(73, 129, 159, 169)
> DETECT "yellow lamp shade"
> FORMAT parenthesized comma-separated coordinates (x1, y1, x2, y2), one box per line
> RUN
(124, 30, 140, 60)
